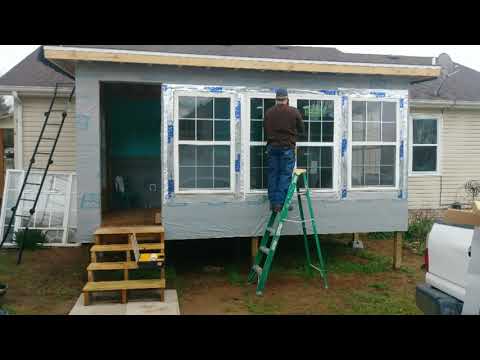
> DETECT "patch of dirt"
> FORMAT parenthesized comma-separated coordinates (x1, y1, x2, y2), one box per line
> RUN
(0, 246, 90, 315)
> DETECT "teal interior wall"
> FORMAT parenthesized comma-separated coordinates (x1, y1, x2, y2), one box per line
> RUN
(106, 96, 161, 158)
(103, 85, 162, 210)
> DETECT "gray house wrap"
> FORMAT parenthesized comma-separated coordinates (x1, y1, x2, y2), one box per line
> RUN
(76, 61, 410, 243)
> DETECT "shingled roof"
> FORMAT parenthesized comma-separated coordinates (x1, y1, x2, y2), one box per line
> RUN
(1, 45, 479, 102)
(0, 47, 70, 87)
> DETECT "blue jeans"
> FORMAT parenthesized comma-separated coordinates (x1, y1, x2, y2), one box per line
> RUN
(267, 145, 296, 208)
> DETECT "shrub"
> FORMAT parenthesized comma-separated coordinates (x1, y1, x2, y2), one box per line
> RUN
(405, 211, 434, 254)
(13, 229, 47, 250)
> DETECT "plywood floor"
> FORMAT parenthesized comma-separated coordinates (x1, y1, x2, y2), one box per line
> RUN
(101, 208, 161, 226)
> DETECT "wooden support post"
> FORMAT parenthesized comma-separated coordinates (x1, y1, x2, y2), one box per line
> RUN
(393, 232, 403, 270)
(251, 237, 259, 265)
(83, 292, 90, 306)
(121, 289, 127, 304)
(88, 270, 94, 282)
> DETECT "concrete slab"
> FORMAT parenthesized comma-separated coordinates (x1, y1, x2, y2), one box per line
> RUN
(69, 290, 180, 315)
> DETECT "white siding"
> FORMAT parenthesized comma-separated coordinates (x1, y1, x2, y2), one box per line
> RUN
(21, 96, 76, 172)
(408, 107, 480, 209)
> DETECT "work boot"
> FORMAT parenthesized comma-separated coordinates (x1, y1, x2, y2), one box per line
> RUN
(272, 205, 282, 213)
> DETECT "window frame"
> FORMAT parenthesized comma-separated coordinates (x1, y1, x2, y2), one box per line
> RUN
(409, 114, 442, 177)
(173, 90, 236, 194)
(244, 92, 340, 193)
(348, 97, 401, 191)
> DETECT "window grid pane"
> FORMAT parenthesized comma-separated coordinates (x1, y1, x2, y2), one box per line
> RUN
(178, 95, 232, 191)
(351, 100, 398, 187)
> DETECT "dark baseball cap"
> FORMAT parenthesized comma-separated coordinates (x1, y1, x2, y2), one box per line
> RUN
(275, 88, 289, 99)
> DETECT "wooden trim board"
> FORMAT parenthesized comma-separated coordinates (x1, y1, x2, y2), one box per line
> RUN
(44, 48, 441, 77)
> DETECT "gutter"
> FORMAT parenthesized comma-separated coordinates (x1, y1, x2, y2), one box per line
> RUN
(38, 46, 75, 80)
(0, 85, 74, 97)
(410, 99, 480, 110)
(12, 91, 23, 169)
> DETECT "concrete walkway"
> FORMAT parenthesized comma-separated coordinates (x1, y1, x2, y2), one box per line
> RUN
(69, 290, 180, 315)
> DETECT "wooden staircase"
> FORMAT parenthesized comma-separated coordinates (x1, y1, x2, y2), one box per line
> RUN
(82, 225, 166, 306)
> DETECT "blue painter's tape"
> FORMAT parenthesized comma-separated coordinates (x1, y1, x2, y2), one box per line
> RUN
(400, 140, 404, 161)
(162, 84, 169, 92)
(76, 114, 90, 130)
(235, 101, 241, 121)
(235, 154, 241, 173)
(371, 91, 386, 98)
(80, 193, 100, 209)
(400, 98, 404, 108)
(320, 89, 337, 96)
(168, 179, 174, 196)
(341, 187, 347, 199)
(207, 87, 223, 93)
(341, 138, 348, 157)
(342, 96, 348, 107)
(167, 125, 174, 144)
(398, 190, 403, 199)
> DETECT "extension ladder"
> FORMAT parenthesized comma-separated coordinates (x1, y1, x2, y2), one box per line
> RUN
(247, 169, 328, 296)
(0, 83, 75, 264)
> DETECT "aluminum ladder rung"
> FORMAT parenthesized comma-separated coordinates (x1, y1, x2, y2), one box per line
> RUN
(259, 246, 270, 255)
(252, 265, 263, 276)
(25, 182, 41, 186)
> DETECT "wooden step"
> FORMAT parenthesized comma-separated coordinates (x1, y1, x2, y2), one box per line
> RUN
(95, 225, 164, 235)
(83, 279, 166, 292)
(90, 243, 164, 253)
(87, 259, 165, 271)
(87, 261, 139, 271)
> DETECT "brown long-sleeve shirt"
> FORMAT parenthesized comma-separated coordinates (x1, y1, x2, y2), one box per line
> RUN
(264, 104, 305, 148)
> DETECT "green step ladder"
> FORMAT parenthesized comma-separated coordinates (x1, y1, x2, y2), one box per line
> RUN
(247, 169, 328, 296)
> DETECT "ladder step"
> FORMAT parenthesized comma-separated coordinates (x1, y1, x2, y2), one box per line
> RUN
(259, 246, 270, 255)
(25, 182, 41, 186)
(15, 215, 30, 218)
(30, 167, 46, 171)
(266, 227, 275, 234)
(252, 265, 263, 276)
(20, 199, 35, 202)
(46, 123, 62, 126)
(41, 137, 57, 141)
(36, 152, 51, 155)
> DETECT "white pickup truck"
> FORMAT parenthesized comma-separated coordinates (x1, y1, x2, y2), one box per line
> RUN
(416, 220, 474, 315)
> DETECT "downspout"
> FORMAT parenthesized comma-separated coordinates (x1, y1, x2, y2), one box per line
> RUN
(12, 91, 23, 170)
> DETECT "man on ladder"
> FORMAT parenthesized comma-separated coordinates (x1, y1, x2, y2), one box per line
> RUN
(264, 88, 304, 213)
(247, 88, 328, 296)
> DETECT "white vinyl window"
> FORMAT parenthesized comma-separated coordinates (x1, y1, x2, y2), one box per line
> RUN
(349, 99, 399, 189)
(174, 92, 235, 193)
(409, 116, 441, 175)
(245, 94, 338, 192)
(247, 95, 277, 191)
(294, 97, 336, 190)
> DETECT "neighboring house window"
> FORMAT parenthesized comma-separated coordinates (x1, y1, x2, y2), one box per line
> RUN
(176, 94, 234, 192)
(249, 97, 276, 190)
(296, 99, 335, 189)
(350, 100, 398, 188)
(410, 117, 439, 174)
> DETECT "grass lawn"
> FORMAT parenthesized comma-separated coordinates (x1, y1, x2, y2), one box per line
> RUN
(0, 234, 425, 315)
